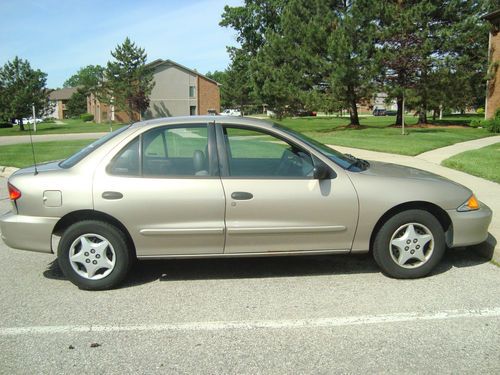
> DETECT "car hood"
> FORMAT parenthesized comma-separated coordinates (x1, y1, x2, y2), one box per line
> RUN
(363, 161, 460, 185)
(347, 160, 472, 210)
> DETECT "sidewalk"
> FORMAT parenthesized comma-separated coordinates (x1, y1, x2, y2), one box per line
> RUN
(0, 132, 105, 146)
(417, 135, 500, 164)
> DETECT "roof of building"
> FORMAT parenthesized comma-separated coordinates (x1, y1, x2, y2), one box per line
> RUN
(49, 87, 78, 101)
(482, 9, 500, 22)
(146, 59, 220, 85)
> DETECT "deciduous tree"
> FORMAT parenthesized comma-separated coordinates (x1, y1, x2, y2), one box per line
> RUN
(0, 57, 50, 131)
(63, 65, 104, 96)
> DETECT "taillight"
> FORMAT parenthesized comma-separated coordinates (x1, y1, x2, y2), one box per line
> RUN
(8, 182, 21, 201)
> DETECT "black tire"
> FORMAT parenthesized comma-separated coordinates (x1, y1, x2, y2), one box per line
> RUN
(373, 209, 446, 279)
(58, 220, 132, 290)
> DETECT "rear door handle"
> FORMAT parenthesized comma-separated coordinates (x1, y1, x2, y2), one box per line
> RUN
(102, 191, 123, 200)
(231, 191, 253, 200)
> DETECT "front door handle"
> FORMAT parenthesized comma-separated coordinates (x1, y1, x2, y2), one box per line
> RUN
(231, 191, 253, 200)
(102, 191, 123, 200)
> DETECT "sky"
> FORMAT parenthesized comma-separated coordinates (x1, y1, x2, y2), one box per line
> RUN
(0, 0, 242, 88)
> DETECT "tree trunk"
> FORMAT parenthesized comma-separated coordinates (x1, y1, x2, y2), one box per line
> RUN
(418, 106, 427, 124)
(432, 109, 437, 121)
(348, 87, 360, 126)
(395, 95, 403, 126)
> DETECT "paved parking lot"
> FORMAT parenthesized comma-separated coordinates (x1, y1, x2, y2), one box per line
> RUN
(0, 177, 499, 374)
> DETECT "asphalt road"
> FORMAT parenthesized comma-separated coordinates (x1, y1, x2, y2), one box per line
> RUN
(0, 177, 499, 374)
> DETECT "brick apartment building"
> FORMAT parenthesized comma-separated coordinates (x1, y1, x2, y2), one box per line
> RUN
(483, 9, 500, 119)
(48, 87, 78, 119)
(88, 59, 221, 123)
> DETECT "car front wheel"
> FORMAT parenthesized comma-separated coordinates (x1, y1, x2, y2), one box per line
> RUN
(58, 220, 132, 290)
(373, 209, 446, 279)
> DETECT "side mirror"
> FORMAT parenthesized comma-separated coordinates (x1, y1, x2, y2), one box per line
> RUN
(313, 163, 331, 180)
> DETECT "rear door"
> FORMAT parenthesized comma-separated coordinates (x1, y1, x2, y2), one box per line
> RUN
(93, 122, 226, 257)
(216, 124, 359, 254)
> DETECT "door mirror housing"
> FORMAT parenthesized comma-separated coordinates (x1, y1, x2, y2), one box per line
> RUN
(313, 163, 331, 180)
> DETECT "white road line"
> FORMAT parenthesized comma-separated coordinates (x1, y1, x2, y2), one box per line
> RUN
(1, 307, 499, 336)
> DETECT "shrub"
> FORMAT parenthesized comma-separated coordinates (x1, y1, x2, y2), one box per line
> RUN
(80, 113, 94, 122)
(476, 107, 485, 114)
(41, 117, 55, 123)
(486, 118, 500, 133)
(0, 122, 14, 128)
(469, 119, 482, 128)
(494, 107, 500, 120)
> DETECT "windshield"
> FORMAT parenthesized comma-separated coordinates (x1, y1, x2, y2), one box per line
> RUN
(273, 123, 356, 169)
(59, 126, 130, 168)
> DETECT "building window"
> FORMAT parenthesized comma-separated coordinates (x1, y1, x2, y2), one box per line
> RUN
(189, 85, 196, 98)
(190, 106, 197, 116)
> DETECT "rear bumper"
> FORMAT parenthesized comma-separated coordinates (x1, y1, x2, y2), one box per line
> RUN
(447, 202, 492, 247)
(0, 211, 58, 253)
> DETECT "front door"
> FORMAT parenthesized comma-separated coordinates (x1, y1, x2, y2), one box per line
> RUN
(217, 124, 358, 254)
(93, 123, 226, 257)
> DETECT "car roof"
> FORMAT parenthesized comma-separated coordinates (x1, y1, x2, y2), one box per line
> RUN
(130, 115, 276, 130)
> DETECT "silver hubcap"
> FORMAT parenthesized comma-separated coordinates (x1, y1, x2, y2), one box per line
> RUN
(389, 223, 434, 269)
(69, 233, 116, 280)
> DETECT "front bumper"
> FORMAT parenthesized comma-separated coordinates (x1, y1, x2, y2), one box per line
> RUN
(447, 202, 492, 247)
(0, 211, 58, 253)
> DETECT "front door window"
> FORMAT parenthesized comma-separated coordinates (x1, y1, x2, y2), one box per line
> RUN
(223, 127, 315, 178)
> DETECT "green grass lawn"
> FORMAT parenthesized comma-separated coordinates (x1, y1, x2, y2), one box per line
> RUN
(0, 119, 125, 136)
(442, 143, 500, 183)
(0, 114, 493, 168)
(276, 114, 492, 156)
(0, 140, 93, 168)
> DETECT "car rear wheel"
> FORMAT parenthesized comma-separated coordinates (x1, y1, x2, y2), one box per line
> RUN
(58, 220, 132, 290)
(373, 210, 446, 279)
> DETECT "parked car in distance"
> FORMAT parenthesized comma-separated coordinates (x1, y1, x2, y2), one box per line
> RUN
(373, 108, 387, 116)
(27, 117, 43, 124)
(385, 110, 397, 116)
(294, 109, 317, 117)
(13, 117, 42, 125)
(220, 108, 242, 116)
(0, 116, 492, 290)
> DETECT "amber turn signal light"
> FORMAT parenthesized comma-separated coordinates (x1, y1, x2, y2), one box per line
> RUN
(458, 194, 480, 212)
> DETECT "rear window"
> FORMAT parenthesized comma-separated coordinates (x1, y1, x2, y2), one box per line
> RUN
(59, 126, 130, 169)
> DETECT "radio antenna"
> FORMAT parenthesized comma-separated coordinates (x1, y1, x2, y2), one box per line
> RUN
(26, 115, 38, 176)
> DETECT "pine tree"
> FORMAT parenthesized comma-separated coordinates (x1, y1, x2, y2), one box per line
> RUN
(378, 1, 428, 125)
(102, 38, 154, 121)
(325, 0, 380, 126)
(379, 0, 491, 124)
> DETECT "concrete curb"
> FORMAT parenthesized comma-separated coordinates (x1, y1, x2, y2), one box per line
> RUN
(471, 234, 500, 265)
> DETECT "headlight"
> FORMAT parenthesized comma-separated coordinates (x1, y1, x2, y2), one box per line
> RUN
(457, 194, 480, 212)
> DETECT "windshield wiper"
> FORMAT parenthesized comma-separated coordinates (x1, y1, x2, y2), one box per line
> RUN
(345, 154, 370, 171)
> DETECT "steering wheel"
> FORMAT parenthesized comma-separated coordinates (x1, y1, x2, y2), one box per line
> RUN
(275, 148, 303, 176)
